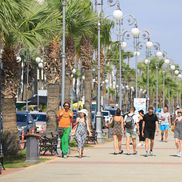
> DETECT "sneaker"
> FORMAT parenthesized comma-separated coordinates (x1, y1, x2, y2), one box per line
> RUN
(176, 152, 182, 157)
(133, 151, 137, 155)
(63, 155, 68, 158)
(149, 151, 153, 156)
(144, 151, 148, 157)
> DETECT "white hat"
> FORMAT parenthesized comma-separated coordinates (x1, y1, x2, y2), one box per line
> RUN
(78, 109, 88, 116)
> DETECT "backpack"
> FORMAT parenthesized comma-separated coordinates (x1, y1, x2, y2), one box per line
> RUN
(125, 114, 135, 129)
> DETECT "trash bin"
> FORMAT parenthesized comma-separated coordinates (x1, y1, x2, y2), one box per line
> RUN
(26, 133, 40, 163)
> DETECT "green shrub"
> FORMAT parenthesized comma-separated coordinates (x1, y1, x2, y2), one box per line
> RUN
(2, 131, 19, 159)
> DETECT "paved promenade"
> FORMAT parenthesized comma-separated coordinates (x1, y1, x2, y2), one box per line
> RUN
(1, 132, 182, 182)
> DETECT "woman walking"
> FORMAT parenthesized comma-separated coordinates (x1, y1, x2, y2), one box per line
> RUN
(57, 102, 73, 158)
(110, 108, 124, 155)
(138, 110, 145, 147)
(74, 109, 91, 158)
(173, 108, 182, 157)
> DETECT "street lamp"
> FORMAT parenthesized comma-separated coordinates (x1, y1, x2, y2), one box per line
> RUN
(131, 26, 140, 98)
(113, 9, 137, 111)
(153, 42, 163, 111)
(175, 69, 179, 75)
(113, 4, 123, 110)
(162, 58, 170, 108)
(36, 57, 44, 111)
(144, 58, 150, 109)
(61, 0, 66, 107)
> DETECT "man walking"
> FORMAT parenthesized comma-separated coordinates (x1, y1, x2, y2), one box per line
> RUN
(57, 102, 73, 158)
(124, 106, 139, 155)
(142, 106, 159, 157)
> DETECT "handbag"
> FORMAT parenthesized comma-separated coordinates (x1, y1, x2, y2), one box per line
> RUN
(171, 124, 176, 132)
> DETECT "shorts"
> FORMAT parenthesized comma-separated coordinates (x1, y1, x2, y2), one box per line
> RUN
(126, 129, 137, 139)
(160, 124, 169, 131)
(144, 130, 155, 140)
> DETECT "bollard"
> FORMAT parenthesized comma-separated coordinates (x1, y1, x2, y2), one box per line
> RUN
(25, 133, 40, 163)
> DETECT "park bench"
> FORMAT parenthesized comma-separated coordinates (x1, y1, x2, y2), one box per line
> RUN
(86, 130, 97, 144)
(39, 133, 58, 155)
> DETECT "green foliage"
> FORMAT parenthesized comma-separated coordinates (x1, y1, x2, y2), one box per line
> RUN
(2, 131, 19, 158)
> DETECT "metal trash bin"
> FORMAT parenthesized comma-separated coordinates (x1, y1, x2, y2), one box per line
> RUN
(26, 133, 40, 163)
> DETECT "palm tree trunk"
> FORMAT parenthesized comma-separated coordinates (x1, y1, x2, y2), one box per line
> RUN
(64, 67, 72, 102)
(83, 69, 92, 128)
(46, 84, 60, 135)
(2, 98, 17, 132)
(1, 46, 20, 132)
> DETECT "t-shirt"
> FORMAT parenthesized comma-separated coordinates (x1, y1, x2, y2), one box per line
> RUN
(143, 113, 158, 132)
(159, 112, 170, 125)
(124, 112, 139, 131)
(58, 109, 73, 128)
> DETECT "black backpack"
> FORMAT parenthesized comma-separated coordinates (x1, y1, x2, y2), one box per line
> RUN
(125, 114, 135, 129)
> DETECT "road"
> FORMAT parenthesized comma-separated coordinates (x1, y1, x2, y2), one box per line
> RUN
(1, 132, 182, 182)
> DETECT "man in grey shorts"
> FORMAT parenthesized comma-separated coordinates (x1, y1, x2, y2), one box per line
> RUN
(124, 107, 139, 155)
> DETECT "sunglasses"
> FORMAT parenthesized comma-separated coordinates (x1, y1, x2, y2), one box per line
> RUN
(64, 105, 70, 108)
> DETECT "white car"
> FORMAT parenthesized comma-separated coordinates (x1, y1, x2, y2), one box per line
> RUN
(30, 112, 47, 134)
(102, 111, 112, 124)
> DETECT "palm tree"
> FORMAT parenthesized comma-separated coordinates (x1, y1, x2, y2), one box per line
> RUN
(0, 0, 59, 132)
(138, 58, 178, 109)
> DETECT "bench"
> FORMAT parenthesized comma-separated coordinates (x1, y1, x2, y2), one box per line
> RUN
(86, 130, 97, 144)
(39, 134, 58, 155)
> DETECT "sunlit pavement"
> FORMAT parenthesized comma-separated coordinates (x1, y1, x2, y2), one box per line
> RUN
(1, 131, 182, 182)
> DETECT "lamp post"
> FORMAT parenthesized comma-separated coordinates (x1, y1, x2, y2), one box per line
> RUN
(36, 57, 44, 111)
(162, 58, 170, 108)
(112, 3, 137, 110)
(153, 42, 163, 111)
(112, 3, 123, 110)
(174, 69, 179, 107)
(178, 73, 182, 107)
(61, 0, 66, 107)
(95, 0, 103, 143)
(170, 64, 176, 114)
(94, 0, 123, 142)
(131, 26, 140, 98)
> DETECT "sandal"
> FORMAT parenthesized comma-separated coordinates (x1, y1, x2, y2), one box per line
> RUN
(119, 150, 124, 154)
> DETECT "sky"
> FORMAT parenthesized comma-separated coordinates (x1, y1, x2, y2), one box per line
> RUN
(100, 0, 182, 68)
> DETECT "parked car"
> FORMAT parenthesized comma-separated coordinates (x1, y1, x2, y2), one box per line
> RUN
(16, 111, 35, 139)
(30, 112, 47, 134)
(104, 106, 117, 116)
(102, 111, 112, 125)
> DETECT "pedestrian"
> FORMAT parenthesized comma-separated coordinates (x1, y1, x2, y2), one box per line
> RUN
(142, 106, 159, 157)
(74, 109, 92, 158)
(159, 105, 170, 142)
(124, 106, 139, 155)
(138, 110, 145, 147)
(57, 102, 73, 158)
(173, 108, 182, 157)
(109, 108, 124, 155)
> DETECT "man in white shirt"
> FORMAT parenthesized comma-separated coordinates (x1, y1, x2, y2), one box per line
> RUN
(159, 106, 170, 142)
(124, 106, 139, 155)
